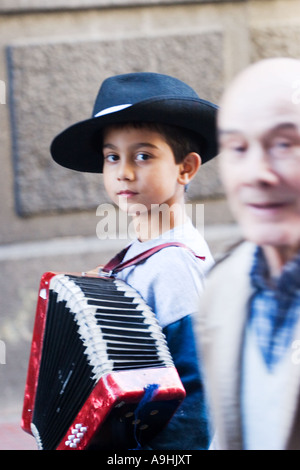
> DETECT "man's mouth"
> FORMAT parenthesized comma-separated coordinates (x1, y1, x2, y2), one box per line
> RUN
(246, 200, 292, 214)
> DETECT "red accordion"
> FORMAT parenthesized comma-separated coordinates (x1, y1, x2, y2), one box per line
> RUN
(22, 271, 186, 450)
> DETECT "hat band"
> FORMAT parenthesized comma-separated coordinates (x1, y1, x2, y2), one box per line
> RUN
(94, 104, 132, 118)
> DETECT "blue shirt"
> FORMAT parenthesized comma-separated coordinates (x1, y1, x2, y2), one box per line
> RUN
(249, 247, 300, 370)
(242, 247, 300, 449)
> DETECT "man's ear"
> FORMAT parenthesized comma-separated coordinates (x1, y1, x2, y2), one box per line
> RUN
(177, 152, 202, 185)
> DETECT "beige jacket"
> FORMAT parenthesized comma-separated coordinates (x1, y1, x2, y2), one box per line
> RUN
(194, 242, 300, 450)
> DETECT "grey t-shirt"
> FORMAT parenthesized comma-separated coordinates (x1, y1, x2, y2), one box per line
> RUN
(115, 219, 214, 328)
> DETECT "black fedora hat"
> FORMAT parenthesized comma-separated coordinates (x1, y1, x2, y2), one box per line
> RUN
(50, 72, 218, 173)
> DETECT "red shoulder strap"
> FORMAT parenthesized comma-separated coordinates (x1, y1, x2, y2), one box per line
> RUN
(101, 242, 205, 277)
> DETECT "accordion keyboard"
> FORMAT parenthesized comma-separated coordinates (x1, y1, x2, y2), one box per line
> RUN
(29, 273, 178, 450)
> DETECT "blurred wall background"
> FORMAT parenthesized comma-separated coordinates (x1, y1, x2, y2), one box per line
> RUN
(0, 0, 299, 421)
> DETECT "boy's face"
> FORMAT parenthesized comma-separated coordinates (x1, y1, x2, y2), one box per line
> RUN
(102, 125, 186, 215)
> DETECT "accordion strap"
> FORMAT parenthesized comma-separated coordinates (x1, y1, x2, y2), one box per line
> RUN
(101, 242, 205, 277)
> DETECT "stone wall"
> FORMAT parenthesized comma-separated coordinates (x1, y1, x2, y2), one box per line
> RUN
(0, 0, 299, 421)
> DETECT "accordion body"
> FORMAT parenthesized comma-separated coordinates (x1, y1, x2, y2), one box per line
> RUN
(22, 272, 186, 450)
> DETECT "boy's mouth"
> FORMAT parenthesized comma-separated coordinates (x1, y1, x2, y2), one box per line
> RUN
(117, 190, 139, 198)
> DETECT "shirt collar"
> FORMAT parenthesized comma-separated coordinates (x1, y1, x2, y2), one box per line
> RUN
(250, 246, 300, 294)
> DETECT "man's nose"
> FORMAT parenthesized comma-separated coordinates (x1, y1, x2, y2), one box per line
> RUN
(244, 145, 280, 187)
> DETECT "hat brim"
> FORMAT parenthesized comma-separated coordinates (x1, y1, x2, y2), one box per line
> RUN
(50, 97, 219, 173)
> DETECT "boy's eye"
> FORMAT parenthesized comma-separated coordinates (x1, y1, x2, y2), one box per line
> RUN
(136, 153, 151, 162)
(104, 154, 119, 163)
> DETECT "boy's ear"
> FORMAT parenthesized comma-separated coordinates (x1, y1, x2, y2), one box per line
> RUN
(178, 152, 202, 185)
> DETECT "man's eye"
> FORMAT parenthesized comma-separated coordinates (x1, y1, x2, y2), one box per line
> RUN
(220, 138, 247, 155)
(274, 140, 291, 149)
(233, 146, 247, 153)
(223, 144, 246, 155)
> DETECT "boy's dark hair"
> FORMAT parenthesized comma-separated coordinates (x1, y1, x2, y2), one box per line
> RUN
(102, 121, 205, 164)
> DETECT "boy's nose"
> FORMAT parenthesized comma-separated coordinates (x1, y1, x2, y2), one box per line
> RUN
(117, 161, 135, 181)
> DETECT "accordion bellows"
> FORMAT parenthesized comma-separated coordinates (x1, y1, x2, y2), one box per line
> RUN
(22, 272, 186, 450)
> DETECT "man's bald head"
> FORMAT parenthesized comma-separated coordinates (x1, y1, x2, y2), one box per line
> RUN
(217, 58, 300, 272)
(219, 58, 300, 131)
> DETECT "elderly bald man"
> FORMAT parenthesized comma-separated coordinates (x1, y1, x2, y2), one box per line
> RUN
(195, 58, 300, 450)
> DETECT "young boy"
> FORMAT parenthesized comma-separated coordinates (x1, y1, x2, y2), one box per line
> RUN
(50, 72, 218, 450)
